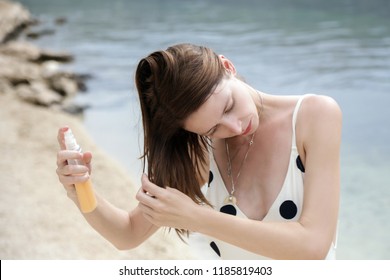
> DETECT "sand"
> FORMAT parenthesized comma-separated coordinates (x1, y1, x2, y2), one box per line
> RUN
(0, 93, 195, 259)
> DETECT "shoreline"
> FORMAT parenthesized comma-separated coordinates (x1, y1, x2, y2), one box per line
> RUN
(0, 88, 194, 260)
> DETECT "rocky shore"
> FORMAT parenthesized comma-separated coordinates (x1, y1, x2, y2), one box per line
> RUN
(0, 0, 89, 114)
(0, 1, 194, 259)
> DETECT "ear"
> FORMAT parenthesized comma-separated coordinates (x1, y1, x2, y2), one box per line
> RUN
(218, 55, 237, 76)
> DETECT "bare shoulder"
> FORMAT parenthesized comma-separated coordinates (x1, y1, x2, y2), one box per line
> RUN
(303, 94, 341, 115)
(300, 94, 342, 127)
(297, 94, 342, 151)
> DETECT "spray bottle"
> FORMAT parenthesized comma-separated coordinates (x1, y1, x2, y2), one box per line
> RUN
(64, 128, 97, 213)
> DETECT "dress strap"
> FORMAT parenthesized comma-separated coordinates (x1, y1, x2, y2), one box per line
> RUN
(291, 94, 313, 147)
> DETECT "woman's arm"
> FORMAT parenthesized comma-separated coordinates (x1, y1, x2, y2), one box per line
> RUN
(80, 195, 159, 250)
(137, 95, 342, 259)
(56, 127, 158, 250)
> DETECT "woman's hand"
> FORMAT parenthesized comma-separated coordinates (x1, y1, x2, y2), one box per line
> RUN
(56, 127, 92, 202)
(136, 174, 201, 231)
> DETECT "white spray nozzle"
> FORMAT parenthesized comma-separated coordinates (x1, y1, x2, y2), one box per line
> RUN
(64, 128, 79, 151)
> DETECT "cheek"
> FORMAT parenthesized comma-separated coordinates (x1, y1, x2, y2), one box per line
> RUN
(183, 114, 204, 134)
(212, 129, 236, 140)
(183, 118, 211, 136)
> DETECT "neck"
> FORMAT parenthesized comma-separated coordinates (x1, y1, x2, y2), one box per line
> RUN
(238, 79, 265, 114)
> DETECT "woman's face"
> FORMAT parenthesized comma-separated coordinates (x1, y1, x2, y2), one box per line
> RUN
(183, 77, 260, 139)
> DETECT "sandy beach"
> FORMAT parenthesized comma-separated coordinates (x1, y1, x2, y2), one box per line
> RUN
(0, 93, 195, 259)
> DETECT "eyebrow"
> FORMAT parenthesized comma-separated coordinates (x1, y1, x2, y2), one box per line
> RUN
(202, 94, 230, 136)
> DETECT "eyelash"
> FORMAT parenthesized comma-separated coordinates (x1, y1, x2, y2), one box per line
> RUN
(225, 98, 234, 113)
(209, 127, 217, 136)
(209, 98, 234, 136)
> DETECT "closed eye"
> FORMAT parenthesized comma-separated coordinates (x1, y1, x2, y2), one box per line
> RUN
(208, 97, 234, 136)
(224, 97, 234, 114)
(209, 127, 217, 136)
(202, 92, 233, 137)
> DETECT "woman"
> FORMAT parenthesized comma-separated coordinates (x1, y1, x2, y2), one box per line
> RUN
(56, 43, 342, 259)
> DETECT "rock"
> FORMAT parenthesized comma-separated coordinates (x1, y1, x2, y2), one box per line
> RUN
(0, 1, 90, 114)
(70, 73, 92, 92)
(0, 41, 74, 63)
(58, 101, 89, 115)
(36, 49, 73, 63)
(26, 28, 55, 39)
(0, 0, 32, 43)
(47, 71, 92, 93)
(48, 73, 79, 98)
(41, 60, 61, 77)
(54, 17, 67, 25)
(0, 41, 41, 61)
(0, 77, 13, 94)
(0, 54, 42, 84)
(16, 80, 62, 106)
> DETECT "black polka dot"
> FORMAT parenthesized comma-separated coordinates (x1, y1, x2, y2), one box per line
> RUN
(210, 241, 221, 257)
(220, 204, 237, 216)
(208, 171, 214, 187)
(279, 200, 298, 219)
(296, 155, 305, 173)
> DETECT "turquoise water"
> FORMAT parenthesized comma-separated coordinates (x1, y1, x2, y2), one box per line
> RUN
(20, 0, 390, 259)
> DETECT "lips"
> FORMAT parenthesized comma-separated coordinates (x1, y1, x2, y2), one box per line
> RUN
(242, 120, 252, 135)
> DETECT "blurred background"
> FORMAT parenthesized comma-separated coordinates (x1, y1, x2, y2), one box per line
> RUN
(16, 0, 389, 259)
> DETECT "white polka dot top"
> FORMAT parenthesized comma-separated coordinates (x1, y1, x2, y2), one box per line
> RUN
(188, 94, 337, 260)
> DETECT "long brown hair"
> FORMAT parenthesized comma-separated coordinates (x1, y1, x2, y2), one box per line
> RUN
(135, 43, 226, 236)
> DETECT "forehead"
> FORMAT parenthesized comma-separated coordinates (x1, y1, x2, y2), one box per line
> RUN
(183, 79, 229, 134)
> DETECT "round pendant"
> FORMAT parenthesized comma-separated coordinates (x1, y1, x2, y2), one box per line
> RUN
(223, 194, 237, 205)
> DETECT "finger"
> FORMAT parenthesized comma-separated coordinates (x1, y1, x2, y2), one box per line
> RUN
(57, 172, 90, 186)
(57, 164, 89, 176)
(136, 186, 158, 206)
(57, 126, 70, 150)
(141, 174, 166, 198)
(56, 150, 83, 167)
(82, 151, 93, 166)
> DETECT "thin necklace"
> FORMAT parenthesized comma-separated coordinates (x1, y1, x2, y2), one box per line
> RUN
(223, 90, 264, 205)
(224, 132, 255, 205)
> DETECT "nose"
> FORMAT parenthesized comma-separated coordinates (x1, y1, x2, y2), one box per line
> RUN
(222, 116, 242, 135)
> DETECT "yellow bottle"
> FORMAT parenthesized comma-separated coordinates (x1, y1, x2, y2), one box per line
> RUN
(64, 129, 97, 213)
